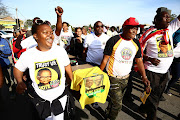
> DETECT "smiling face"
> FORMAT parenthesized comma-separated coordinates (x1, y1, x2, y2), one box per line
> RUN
(82, 27, 87, 35)
(33, 24, 54, 51)
(122, 25, 138, 39)
(85, 77, 93, 88)
(159, 41, 168, 53)
(94, 21, 103, 36)
(37, 70, 52, 85)
(62, 23, 68, 32)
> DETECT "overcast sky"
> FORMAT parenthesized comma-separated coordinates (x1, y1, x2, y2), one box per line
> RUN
(3, 0, 180, 27)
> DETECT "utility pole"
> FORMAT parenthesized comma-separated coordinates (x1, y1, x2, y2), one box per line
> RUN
(16, 8, 19, 29)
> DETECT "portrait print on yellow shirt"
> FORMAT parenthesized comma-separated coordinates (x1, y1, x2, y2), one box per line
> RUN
(34, 59, 61, 90)
(156, 36, 173, 58)
(84, 74, 105, 98)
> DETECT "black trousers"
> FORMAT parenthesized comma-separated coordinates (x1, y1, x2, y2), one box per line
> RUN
(139, 70, 169, 120)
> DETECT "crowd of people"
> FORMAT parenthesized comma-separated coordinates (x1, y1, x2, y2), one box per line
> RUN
(0, 6, 180, 120)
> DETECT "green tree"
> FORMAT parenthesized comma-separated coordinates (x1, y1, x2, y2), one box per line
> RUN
(24, 19, 33, 29)
(51, 25, 56, 30)
(0, 0, 10, 16)
(170, 14, 177, 22)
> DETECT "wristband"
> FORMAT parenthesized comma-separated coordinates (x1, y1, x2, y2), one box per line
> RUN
(142, 76, 147, 79)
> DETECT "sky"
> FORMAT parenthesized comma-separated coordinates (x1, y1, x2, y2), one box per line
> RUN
(2, 0, 180, 27)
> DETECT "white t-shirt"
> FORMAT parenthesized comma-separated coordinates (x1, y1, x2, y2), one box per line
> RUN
(54, 31, 73, 49)
(83, 33, 110, 65)
(143, 18, 180, 73)
(15, 45, 70, 101)
(104, 35, 141, 76)
(21, 36, 37, 50)
(21, 31, 60, 50)
(112, 31, 118, 36)
(81, 33, 89, 39)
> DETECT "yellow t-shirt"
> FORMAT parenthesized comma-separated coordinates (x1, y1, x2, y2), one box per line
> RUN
(71, 66, 110, 109)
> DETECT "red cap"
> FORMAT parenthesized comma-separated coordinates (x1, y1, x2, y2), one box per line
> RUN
(123, 17, 139, 27)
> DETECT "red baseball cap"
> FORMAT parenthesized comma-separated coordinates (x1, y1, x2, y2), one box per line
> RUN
(123, 17, 139, 27)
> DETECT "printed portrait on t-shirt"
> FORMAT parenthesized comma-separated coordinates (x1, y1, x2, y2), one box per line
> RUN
(61, 35, 71, 45)
(84, 74, 105, 98)
(34, 59, 61, 90)
(156, 36, 173, 57)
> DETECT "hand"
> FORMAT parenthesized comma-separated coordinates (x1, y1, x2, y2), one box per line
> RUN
(16, 82, 27, 94)
(145, 86, 151, 94)
(142, 76, 150, 87)
(149, 57, 160, 66)
(142, 76, 151, 94)
(55, 6, 63, 16)
(76, 37, 82, 43)
(20, 29, 27, 35)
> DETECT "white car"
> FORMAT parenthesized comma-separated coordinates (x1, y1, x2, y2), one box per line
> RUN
(0, 30, 13, 39)
(4, 30, 14, 37)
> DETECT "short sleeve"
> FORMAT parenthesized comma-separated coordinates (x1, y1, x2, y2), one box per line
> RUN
(15, 52, 28, 72)
(53, 30, 60, 44)
(104, 35, 120, 56)
(61, 47, 70, 66)
(83, 35, 89, 48)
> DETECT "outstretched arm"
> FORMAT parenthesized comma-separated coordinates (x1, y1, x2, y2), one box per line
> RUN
(55, 6, 63, 36)
(136, 57, 151, 93)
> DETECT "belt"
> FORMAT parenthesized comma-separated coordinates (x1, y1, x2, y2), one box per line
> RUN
(112, 74, 130, 79)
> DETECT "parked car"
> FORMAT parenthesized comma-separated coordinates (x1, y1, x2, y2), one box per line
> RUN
(0, 30, 13, 39)
(4, 30, 13, 37)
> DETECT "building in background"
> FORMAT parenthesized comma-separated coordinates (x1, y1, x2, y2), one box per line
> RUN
(0, 15, 24, 30)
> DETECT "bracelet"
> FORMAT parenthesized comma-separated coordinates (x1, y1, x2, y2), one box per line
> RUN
(141, 76, 147, 79)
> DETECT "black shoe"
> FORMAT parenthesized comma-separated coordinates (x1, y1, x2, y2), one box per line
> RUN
(160, 95, 166, 101)
(137, 107, 147, 118)
(9, 91, 16, 100)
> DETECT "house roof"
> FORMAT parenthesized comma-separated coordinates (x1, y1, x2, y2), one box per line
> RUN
(0, 16, 15, 21)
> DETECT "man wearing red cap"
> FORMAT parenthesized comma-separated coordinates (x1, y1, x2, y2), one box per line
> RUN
(100, 17, 150, 120)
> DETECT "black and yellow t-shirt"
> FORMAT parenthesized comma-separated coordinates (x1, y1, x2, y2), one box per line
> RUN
(104, 35, 141, 77)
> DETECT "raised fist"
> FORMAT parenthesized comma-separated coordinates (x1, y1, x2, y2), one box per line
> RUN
(55, 6, 63, 16)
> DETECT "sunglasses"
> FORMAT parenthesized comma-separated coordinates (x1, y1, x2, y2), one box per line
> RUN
(35, 19, 51, 26)
(95, 25, 104, 28)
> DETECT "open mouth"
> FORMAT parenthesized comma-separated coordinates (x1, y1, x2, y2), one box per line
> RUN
(46, 38, 53, 44)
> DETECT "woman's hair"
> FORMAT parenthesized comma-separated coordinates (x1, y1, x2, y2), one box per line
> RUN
(31, 23, 49, 35)
(62, 22, 69, 26)
(75, 27, 82, 32)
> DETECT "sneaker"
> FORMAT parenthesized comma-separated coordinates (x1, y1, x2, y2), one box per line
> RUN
(165, 91, 172, 96)
(160, 95, 166, 101)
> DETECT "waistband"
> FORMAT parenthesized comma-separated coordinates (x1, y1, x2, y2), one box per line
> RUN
(111, 74, 130, 79)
